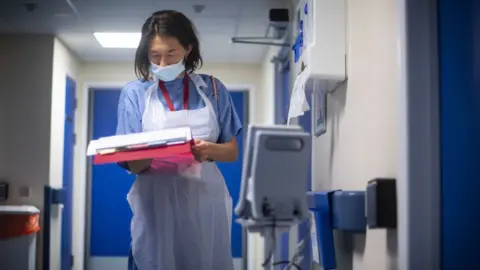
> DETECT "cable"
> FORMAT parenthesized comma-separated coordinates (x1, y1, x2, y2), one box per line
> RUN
(284, 215, 313, 269)
(261, 217, 277, 268)
(259, 210, 313, 269)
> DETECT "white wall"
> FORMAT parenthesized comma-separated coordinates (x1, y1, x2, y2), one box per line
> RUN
(258, 47, 281, 125)
(73, 61, 264, 270)
(50, 37, 80, 270)
(311, 0, 399, 269)
(0, 34, 80, 270)
(0, 34, 54, 269)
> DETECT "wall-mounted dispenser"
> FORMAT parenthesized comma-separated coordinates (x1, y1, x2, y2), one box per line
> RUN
(307, 190, 366, 269)
(304, 179, 397, 269)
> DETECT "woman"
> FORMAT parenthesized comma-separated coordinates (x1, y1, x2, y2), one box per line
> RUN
(116, 10, 242, 270)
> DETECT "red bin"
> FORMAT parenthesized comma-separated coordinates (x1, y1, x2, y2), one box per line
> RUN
(0, 206, 40, 270)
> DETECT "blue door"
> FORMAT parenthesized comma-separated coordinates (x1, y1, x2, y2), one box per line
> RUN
(89, 88, 246, 266)
(438, 0, 479, 268)
(90, 89, 134, 264)
(61, 76, 76, 270)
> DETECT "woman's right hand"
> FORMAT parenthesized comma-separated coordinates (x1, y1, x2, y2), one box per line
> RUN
(127, 159, 153, 174)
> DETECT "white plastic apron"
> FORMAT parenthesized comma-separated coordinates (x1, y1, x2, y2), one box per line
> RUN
(127, 75, 234, 270)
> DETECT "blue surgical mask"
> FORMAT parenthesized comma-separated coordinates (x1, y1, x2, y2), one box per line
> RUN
(150, 59, 185, 82)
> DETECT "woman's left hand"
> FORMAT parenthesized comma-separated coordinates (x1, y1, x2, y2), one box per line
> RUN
(191, 139, 214, 162)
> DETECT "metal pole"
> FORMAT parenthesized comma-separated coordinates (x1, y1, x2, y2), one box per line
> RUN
(231, 38, 290, 47)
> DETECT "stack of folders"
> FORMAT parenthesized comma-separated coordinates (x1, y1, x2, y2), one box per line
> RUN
(87, 127, 194, 165)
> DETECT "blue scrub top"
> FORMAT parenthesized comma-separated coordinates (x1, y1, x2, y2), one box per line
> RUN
(116, 73, 243, 144)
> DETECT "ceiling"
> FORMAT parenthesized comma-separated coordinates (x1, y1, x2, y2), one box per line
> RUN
(0, 0, 291, 63)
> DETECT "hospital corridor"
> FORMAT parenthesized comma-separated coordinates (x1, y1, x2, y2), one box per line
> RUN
(0, 0, 478, 270)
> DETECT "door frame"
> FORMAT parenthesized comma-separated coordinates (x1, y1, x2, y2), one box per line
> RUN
(397, 0, 441, 269)
(79, 80, 253, 270)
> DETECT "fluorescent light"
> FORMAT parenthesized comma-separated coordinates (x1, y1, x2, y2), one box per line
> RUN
(93, 32, 141, 48)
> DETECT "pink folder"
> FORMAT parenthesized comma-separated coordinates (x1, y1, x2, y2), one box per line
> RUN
(93, 141, 194, 165)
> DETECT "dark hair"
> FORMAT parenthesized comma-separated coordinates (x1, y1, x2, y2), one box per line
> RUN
(134, 10, 203, 81)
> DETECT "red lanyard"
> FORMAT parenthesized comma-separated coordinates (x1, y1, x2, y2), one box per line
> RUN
(157, 74, 189, 111)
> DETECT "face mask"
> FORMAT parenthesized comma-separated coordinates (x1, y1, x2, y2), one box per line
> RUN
(150, 59, 185, 82)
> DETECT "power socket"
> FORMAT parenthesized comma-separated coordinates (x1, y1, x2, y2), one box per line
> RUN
(0, 182, 8, 201)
